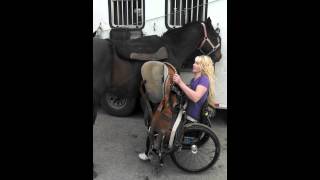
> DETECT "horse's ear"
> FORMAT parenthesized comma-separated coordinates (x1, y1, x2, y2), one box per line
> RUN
(206, 17, 212, 25)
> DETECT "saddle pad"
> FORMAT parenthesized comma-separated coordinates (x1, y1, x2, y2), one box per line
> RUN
(115, 35, 165, 60)
(141, 61, 168, 103)
(130, 46, 168, 61)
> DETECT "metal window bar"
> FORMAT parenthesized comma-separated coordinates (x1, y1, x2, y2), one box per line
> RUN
(185, 0, 188, 24)
(179, 0, 182, 26)
(111, 0, 144, 28)
(196, 0, 199, 21)
(126, 0, 128, 25)
(191, 0, 193, 22)
(141, 0, 144, 27)
(136, 0, 138, 25)
(110, 1, 115, 25)
(167, 0, 207, 28)
(174, 0, 176, 26)
(121, 0, 124, 25)
(131, 0, 133, 25)
(117, 1, 119, 26)
(168, 0, 171, 27)
(202, 0, 205, 21)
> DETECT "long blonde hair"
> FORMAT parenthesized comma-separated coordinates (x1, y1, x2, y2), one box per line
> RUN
(195, 55, 216, 107)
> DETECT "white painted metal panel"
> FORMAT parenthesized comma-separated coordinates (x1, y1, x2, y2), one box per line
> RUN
(93, 0, 227, 109)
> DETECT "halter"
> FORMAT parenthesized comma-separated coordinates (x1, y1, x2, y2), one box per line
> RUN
(198, 23, 221, 56)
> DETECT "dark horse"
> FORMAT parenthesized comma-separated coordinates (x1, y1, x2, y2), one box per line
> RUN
(93, 17, 221, 119)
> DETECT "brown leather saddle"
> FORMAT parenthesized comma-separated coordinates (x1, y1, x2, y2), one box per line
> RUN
(140, 61, 179, 145)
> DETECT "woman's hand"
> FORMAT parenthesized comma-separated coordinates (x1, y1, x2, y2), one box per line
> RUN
(173, 73, 207, 103)
(173, 74, 182, 85)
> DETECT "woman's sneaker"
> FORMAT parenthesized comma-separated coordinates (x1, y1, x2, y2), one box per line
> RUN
(138, 153, 150, 161)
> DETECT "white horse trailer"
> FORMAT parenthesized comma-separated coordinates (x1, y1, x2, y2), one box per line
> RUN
(93, 0, 227, 110)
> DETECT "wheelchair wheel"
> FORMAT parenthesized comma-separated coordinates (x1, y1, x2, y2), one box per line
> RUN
(171, 123, 220, 173)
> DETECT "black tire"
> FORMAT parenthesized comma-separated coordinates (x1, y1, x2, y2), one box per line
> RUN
(171, 123, 220, 173)
(101, 93, 136, 117)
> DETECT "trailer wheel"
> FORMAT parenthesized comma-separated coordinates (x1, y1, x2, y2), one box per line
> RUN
(101, 93, 136, 117)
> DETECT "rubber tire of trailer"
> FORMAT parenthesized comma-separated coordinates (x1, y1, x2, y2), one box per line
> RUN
(101, 92, 137, 117)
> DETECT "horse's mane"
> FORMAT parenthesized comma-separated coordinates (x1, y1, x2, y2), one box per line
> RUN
(162, 21, 202, 37)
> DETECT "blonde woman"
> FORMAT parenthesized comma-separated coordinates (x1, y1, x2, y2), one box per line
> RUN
(138, 55, 216, 161)
(173, 55, 216, 122)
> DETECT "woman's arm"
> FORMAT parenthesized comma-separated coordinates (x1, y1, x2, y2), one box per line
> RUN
(173, 74, 207, 103)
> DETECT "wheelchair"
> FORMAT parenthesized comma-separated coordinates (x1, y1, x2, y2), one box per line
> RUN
(140, 77, 221, 173)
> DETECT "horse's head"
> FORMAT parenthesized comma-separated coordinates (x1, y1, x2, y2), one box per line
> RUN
(198, 17, 222, 63)
(162, 18, 222, 68)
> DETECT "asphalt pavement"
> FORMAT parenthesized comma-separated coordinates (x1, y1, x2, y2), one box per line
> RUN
(93, 109, 227, 180)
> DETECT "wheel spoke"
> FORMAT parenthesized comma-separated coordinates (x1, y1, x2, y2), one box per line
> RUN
(172, 126, 220, 172)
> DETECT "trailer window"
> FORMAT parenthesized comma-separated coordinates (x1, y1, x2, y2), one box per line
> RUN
(165, 0, 208, 29)
(108, 0, 145, 29)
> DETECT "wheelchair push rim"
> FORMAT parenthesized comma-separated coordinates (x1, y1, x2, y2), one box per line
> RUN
(170, 124, 221, 173)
